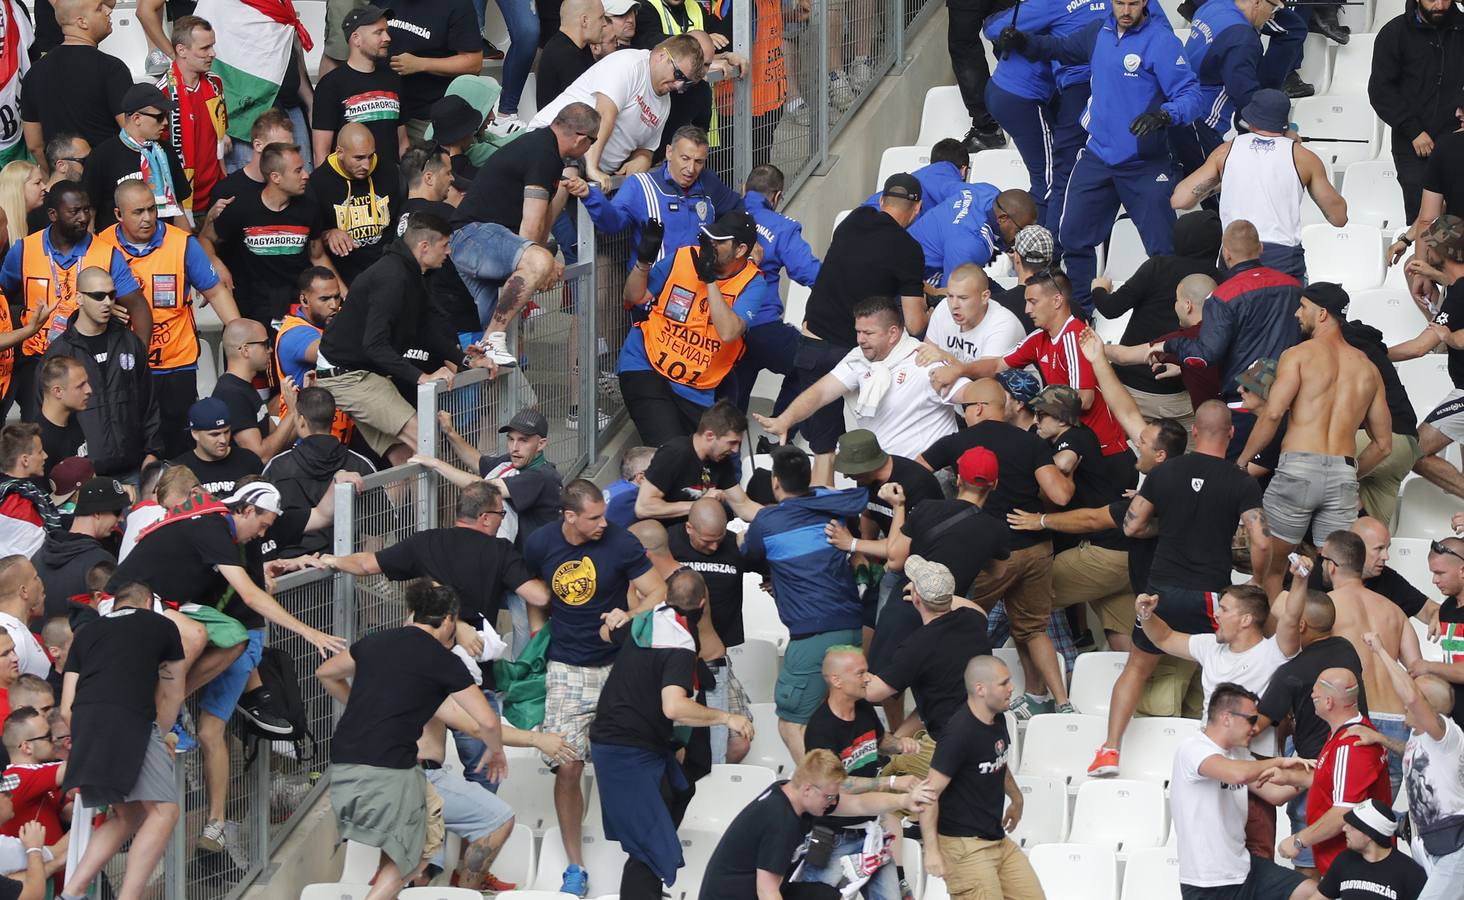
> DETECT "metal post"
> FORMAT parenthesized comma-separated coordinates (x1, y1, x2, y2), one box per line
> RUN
(890, 0, 907, 73)
(166, 757, 188, 900)
(332, 484, 357, 723)
(251, 736, 273, 879)
(415, 380, 438, 532)
(815, 0, 833, 171)
(732, 0, 753, 188)
(576, 201, 599, 462)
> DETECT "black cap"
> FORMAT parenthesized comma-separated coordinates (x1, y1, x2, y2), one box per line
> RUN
(73, 477, 130, 516)
(430, 95, 481, 147)
(122, 83, 176, 116)
(881, 172, 922, 203)
(1302, 281, 1350, 318)
(499, 409, 549, 438)
(701, 210, 758, 250)
(342, 3, 391, 36)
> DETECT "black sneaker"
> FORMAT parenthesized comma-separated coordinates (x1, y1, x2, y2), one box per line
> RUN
(236, 688, 292, 735)
(1308, 4, 1351, 44)
(962, 125, 1008, 153)
(1283, 71, 1315, 99)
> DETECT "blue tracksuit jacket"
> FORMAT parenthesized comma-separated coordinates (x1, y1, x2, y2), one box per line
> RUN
(745, 190, 822, 327)
(860, 161, 970, 212)
(582, 164, 744, 269)
(1184, 0, 1262, 132)
(907, 183, 1006, 285)
(741, 487, 868, 635)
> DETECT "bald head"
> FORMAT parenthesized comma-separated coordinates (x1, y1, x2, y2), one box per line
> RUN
(114, 178, 154, 210)
(1418, 674, 1455, 716)
(223, 317, 268, 364)
(1193, 400, 1232, 443)
(335, 123, 378, 179)
(629, 518, 670, 559)
(962, 378, 1007, 422)
(1177, 273, 1216, 307)
(1222, 220, 1262, 263)
(1316, 667, 1360, 712)
(76, 265, 112, 293)
(337, 123, 374, 153)
(687, 497, 727, 533)
(822, 647, 864, 679)
(688, 30, 716, 65)
(0, 556, 34, 601)
(964, 655, 1007, 695)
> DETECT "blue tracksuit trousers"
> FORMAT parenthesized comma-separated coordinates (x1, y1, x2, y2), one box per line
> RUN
(1059, 149, 1178, 311)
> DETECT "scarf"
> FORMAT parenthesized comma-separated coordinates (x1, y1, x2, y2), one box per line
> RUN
(118, 128, 180, 217)
(236, 0, 313, 50)
(163, 62, 223, 192)
(843, 332, 922, 418)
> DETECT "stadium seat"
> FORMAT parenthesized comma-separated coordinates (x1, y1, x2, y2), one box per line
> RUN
(746, 703, 796, 775)
(878, 146, 934, 192)
(1336, 0, 1375, 35)
(670, 828, 723, 900)
(1068, 652, 1128, 716)
(1388, 537, 1436, 599)
(1007, 774, 1069, 848)
(1017, 713, 1108, 785)
(1394, 355, 1452, 421)
(833, 209, 852, 233)
(1394, 476, 1462, 542)
(726, 639, 780, 704)
(1028, 843, 1119, 900)
(1341, 160, 1407, 231)
(1119, 847, 1181, 900)
(400, 889, 485, 899)
(98, 5, 153, 81)
(1346, 288, 1427, 347)
(1118, 717, 1199, 784)
(1004, 710, 1022, 773)
(967, 148, 1031, 192)
(683, 764, 776, 829)
(297, 0, 328, 78)
(301, 886, 372, 900)
(339, 841, 379, 882)
(520, 73, 539, 123)
(497, 823, 538, 889)
(532, 827, 629, 894)
(495, 893, 579, 900)
(783, 282, 812, 329)
(1291, 97, 1382, 174)
(993, 646, 1066, 698)
(741, 575, 790, 651)
(1328, 34, 1377, 96)
(197, 339, 219, 398)
(1093, 309, 1131, 345)
(901, 838, 924, 899)
(1103, 218, 1147, 283)
(1068, 779, 1168, 852)
(497, 748, 584, 834)
(917, 86, 969, 146)
(1300, 223, 1384, 291)
(1296, 34, 1333, 95)
(1413, 617, 1445, 662)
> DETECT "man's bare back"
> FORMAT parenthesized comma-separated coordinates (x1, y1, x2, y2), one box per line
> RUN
(1277, 338, 1386, 457)
(1328, 583, 1412, 714)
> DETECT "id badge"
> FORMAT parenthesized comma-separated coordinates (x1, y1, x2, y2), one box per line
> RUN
(152, 274, 179, 309)
(665, 285, 695, 323)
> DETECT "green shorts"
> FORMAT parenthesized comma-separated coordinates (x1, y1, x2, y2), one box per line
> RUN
(775, 629, 861, 724)
(179, 603, 249, 649)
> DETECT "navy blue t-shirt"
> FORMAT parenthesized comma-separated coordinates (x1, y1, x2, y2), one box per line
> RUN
(523, 519, 653, 666)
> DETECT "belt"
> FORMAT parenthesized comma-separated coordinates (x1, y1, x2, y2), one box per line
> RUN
(419, 759, 442, 770)
(706, 657, 729, 668)
(316, 366, 358, 379)
(1345, 456, 1357, 467)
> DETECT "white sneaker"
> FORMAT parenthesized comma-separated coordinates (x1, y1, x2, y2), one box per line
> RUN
(485, 111, 525, 137)
(829, 71, 855, 109)
(145, 48, 171, 77)
(786, 103, 810, 127)
(565, 407, 610, 431)
(479, 331, 520, 367)
(198, 819, 226, 853)
(849, 57, 874, 92)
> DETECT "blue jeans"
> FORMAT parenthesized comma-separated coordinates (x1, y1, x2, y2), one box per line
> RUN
(793, 829, 900, 900)
(705, 663, 733, 765)
(473, 0, 538, 114)
(1373, 713, 1408, 800)
(507, 591, 530, 659)
(224, 106, 312, 173)
(452, 687, 504, 789)
(451, 222, 533, 327)
(1420, 843, 1464, 900)
(1283, 736, 1314, 869)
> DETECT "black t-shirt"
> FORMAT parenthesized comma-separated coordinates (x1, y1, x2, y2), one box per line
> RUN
(209, 168, 263, 210)
(211, 372, 268, 439)
(109, 512, 241, 608)
(588, 632, 695, 751)
(311, 163, 403, 284)
(1317, 848, 1426, 900)
(1052, 423, 1125, 551)
(18, 46, 131, 147)
(399, 198, 479, 333)
(1432, 276, 1464, 389)
(804, 698, 885, 827)
(1258, 635, 1368, 759)
(901, 499, 1009, 597)
(0, 873, 18, 900)
(536, 32, 595, 109)
(877, 607, 991, 739)
(1110, 496, 1154, 595)
(642, 436, 738, 528)
(480, 456, 564, 545)
(65, 606, 185, 721)
(928, 704, 1013, 839)
(667, 524, 746, 647)
(805, 206, 925, 347)
(168, 447, 264, 496)
(1423, 131, 1464, 226)
(455, 127, 566, 233)
(311, 63, 406, 178)
(212, 188, 325, 324)
(84, 135, 192, 230)
(39, 412, 86, 477)
(25, 0, 61, 57)
(699, 782, 811, 900)
(863, 455, 941, 538)
(922, 420, 1056, 549)
(387, 0, 483, 120)
(1138, 452, 1263, 591)
(375, 527, 532, 628)
(331, 626, 475, 768)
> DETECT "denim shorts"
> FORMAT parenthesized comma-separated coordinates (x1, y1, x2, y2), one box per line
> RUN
(427, 764, 515, 842)
(450, 222, 534, 326)
(198, 628, 265, 721)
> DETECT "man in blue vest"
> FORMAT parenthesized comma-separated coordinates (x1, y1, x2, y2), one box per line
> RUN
(1172, 0, 1277, 175)
(908, 186, 1039, 290)
(859, 139, 971, 211)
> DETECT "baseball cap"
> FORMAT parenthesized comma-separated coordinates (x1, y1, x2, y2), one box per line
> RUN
(188, 397, 230, 431)
(957, 446, 999, 485)
(49, 457, 95, 498)
(1014, 225, 1055, 266)
(499, 409, 549, 438)
(1342, 798, 1398, 847)
(995, 368, 1041, 404)
(121, 83, 176, 115)
(1302, 281, 1350, 318)
(1028, 384, 1083, 425)
(905, 555, 955, 607)
(701, 210, 758, 250)
(73, 477, 131, 516)
(342, 4, 392, 36)
(881, 172, 922, 204)
(1423, 213, 1464, 264)
(832, 429, 888, 476)
(603, 0, 639, 13)
(222, 482, 283, 515)
(1236, 357, 1278, 400)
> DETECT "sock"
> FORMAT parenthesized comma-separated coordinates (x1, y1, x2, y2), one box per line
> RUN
(1027, 691, 1051, 702)
(896, 865, 906, 881)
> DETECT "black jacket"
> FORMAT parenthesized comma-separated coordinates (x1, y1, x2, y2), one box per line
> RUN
(1343, 320, 1419, 439)
(262, 433, 377, 554)
(1094, 209, 1223, 395)
(1370, 0, 1464, 151)
(43, 318, 162, 474)
(35, 531, 114, 619)
(317, 240, 462, 389)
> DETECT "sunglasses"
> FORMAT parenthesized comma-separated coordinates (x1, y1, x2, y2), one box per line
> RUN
(959, 399, 992, 413)
(577, 131, 598, 145)
(1433, 540, 1464, 562)
(1230, 712, 1259, 726)
(133, 110, 167, 122)
(80, 289, 116, 301)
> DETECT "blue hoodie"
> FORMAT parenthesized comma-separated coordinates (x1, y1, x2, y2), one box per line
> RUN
(741, 487, 868, 635)
(906, 183, 1005, 286)
(860, 161, 970, 212)
(745, 190, 822, 328)
(1024, 8, 1204, 165)
(1183, 0, 1262, 131)
(582, 164, 745, 270)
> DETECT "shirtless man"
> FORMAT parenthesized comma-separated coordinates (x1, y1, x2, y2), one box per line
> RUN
(1316, 529, 1422, 796)
(1235, 282, 1393, 599)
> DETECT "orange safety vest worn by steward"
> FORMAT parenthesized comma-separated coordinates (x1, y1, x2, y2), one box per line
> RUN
(640, 246, 757, 389)
(0, 295, 14, 400)
(274, 312, 355, 444)
(710, 0, 787, 116)
(97, 222, 198, 370)
(20, 233, 114, 357)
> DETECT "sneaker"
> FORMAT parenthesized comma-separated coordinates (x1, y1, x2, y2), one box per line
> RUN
(482, 873, 518, 892)
(829, 71, 855, 108)
(1087, 747, 1121, 778)
(1009, 694, 1054, 721)
(962, 124, 1008, 153)
(849, 57, 875, 93)
(236, 687, 292, 735)
(479, 331, 520, 368)
(171, 717, 197, 753)
(560, 864, 589, 898)
(565, 407, 610, 431)
(899, 878, 916, 900)
(1283, 71, 1315, 99)
(197, 819, 226, 853)
(786, 103, 810, 127)
(145, 48, 171, 77)
(1055, 701, 1077, 714)
(485, 111, 525, 137)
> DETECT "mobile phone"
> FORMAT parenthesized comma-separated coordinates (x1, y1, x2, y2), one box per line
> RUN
(1288, 552, 1311, 578)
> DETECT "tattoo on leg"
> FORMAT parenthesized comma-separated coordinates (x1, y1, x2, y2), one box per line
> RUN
(490, 274, 532, 331)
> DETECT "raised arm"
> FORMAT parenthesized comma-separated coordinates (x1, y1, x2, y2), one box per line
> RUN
(1077, 327, 1146, 444)
(1135, 593, 1197, 660)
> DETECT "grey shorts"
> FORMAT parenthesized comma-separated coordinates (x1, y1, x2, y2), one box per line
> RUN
(1424, 389, 1464, 444)
(80, 725, 178, 807)
(1261, 451, 1359, 546)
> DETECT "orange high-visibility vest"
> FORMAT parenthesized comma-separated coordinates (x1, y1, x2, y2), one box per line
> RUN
(639, 246, 757, 389)
(97, 223, 198, 370)
(274, 312, 355, 444)
(19, 232, 114, 357)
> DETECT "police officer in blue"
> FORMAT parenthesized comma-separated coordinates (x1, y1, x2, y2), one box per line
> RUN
(1172, 0, 1280, 175)
(859, 139, 971, 211)
(998, 0, 1204, 312)
(908, 185, 1039, 288)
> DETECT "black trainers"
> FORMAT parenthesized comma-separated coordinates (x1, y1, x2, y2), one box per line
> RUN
(1308, 4, 1351, 44)
(1283, 71, 1315, 99)
(236, 688, 292, 735)
(962, 125, 1008, 153)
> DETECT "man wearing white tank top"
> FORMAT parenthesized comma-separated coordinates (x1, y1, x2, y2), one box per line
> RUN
(1173, 89, 1347, 282)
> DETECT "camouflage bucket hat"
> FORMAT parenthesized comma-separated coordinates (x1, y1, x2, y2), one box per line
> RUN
(1423, 214, 1464, 264)
(1236, 357, 1278, 400)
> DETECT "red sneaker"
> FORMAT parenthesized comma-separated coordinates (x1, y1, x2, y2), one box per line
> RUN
(1087, 746, 1120, 777)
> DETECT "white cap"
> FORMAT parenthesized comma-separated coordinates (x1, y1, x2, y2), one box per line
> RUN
(604, 0, 640, 14)
(222, 482, 284, 516)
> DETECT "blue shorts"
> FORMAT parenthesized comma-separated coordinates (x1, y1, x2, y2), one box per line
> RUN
(450, 222, 533, 326)
(198, 628, 265, 721)
(426, 764, 515, 843)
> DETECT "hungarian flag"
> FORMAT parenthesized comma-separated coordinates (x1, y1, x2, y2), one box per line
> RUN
(0, 0, 33, 158)
(194, 0, 314, 141)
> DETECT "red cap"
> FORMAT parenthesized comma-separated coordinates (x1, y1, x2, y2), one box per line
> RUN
(957, 446, 998, 485)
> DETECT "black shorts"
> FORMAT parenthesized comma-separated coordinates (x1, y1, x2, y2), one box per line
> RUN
(1179, 855, 1306, 900)
(792, 335, 853, 455)
(1132, 583, 1222, 655)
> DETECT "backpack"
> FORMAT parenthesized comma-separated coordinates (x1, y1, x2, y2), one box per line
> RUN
(238, 646, 316, 765)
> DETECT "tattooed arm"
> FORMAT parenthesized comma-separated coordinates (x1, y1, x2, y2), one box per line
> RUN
(1122, 493, 1159, 540)
(1242, 507, 1272, 590)
(1172, 142, 1231, 210)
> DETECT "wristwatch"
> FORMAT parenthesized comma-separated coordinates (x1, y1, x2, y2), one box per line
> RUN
(1292, 835, 1307, 851)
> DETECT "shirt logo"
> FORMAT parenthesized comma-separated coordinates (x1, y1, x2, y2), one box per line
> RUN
(1123, 53, 1141, 72)
(552, 556, 599, 606)
(342, 90, 401, 123)
(242, 225, 310, 257)
(1192, 477, 1205, 492)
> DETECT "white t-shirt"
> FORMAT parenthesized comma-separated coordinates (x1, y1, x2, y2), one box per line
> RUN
(1189, 633, 1294, 756)
(1405, 716, 1464, 866)
(530, 49, 668, 173)
(119, 502, 166, 560)
(829, 342, 968, 459)
(1170, 731, 1252, 887)
(924, 299, 1026, 363)
(0, 610, 49, 679)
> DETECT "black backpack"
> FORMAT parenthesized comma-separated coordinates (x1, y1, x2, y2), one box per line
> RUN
(238, 646, 316, 765)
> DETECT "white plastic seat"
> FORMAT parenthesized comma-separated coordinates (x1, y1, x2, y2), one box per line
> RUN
(746, 703, 796, 775)
(339, 841, 379, 882)
(916, 86, 969, 146)
(296, 0, 327, 78)
(1346, 289, 1427, 347)
(1068, 779, 1168, 852)
(197, 338, 219, 398)
(1337, 0, 1374, 33)
(668, 828, 722, 900)
(901, 838, 924, 899)
(1300, 223, 1384, 291)
(1004, 709, 1022, 773)
(740, 574, 790, 652)
(520, 72, 539, 122)
(1394, 477, 1462, 542)
(400, 889, 489, 900)
(683, 764, 776, 829)
(495, 893, 579, 900)
(1119, 847, 1181, 900)
(1067, 652, 1128, 717)
(832, 209, 853, 235)
(97, 6, 152, 81)
(1028, 843, 1119, 900)
(1341, 159, 1407, 231)
(1328, 34, 1377, 96)
(993, 645, 1067, 698)
(1388, 538, 1435, 601)
(783, 282, 812, 328)
(877, 146, 934, 193)
(1413, 617, 1445, 662)
(497, 823, 538, 890)
(302, 886, 374, 900)
(967, 148, 1031, 192)
(922, 877, 950, 900)
(532, 827, 629, 895)
(1292, 96, 1382, 174)
(1394, 355, 1452, 423)
(1103, 218, 1147, 283)
(1118, 717, 1199, 784)
(1017, 713, 1108, 786)
(1296, 33, 1332, 95)
(1007, 774, 1069, 848)
(496, 747, 576, 834)
(726, 639, 779, 704)
(1093, 308, 1132, 345)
